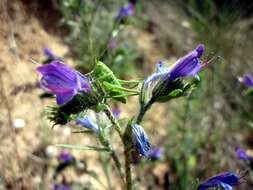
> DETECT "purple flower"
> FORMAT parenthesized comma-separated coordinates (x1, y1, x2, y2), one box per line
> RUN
(140, 44, 206, 106)
(239, 74, 253, 87)
(44, 47, 55, 58)
(116, 3, 134, 20)
(169, 44, 205, 80)
(52, 183, 71, 190)
(36, 61, 91, 105)
(112, 107, 121, 119)
(236, 148, 253, 161)
(76, 116, 99, 134)
(198, 172, 240, 190)
(132, 124, 151, 156)
(107, 38, 117, 50)
(147, 147, 163, 160)
(57, 150, 75, 162)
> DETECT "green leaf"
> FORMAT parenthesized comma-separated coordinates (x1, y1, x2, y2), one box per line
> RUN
(168, 89, 183, 97)
(55, 144, 110, 152)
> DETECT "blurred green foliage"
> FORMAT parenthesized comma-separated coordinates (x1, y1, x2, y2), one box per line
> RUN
(58, 0, 145, 78)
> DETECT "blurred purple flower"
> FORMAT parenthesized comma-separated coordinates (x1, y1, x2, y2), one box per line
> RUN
(76, 116, 99, 134)
(112, 107, 121, 119)
(43, 47, 55, 58)
(132, 124, 151, 156)
(52, 183, 71, 190)
(198, 172, 239, 190)
(57, 150, 75, 162)
(36, 61, 91, 105)
(107, 38, 117, 50)
(239, 74, 253, 87)
(236, 148, 253, 161)
(147, 147, 163, 160)
(116, 3, 134, 20)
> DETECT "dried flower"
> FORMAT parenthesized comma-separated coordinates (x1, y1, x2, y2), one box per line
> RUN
(236, 148, 253, 161)
(37, 61, 91, 105)
(198, 172, 240, 190)
(239, 74, 253, 87)
(131, 124, 151, 156)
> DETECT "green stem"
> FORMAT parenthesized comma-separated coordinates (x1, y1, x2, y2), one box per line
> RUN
(124, 142, 132, 190)
(136, 101, 153, 124)
(103, 104, 123, 139)
(110, 150, 125, 183)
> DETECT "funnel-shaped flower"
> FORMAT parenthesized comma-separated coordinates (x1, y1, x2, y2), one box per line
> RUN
(169, 44, 205, 80)
(76, 116, 99, 134)
(239, 74, 253, 87)
(140, 44, 205, 107)
(236, 148, 253, 161)
(37, 61, 91, 105)
(198, 172, 240, 190)
(132, 124, 151, 156)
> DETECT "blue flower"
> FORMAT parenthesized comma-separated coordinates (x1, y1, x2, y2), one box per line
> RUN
(147, 147, 163, 160)
(37, 61, 91, 105)
(116, 3, 134, 20)
(52, 183, 71, 190)
(140, 44, 206, 106)
(76, 116, 99, 134)
(131, 124, 151, 156)
(236, 148, 253, 161)
(198, 172, 240, 190)
(239, 74, 253, 87)
(57, 150, 75, 162)
(169, 44, 205, 80)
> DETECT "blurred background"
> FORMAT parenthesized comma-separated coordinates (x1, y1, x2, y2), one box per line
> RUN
(0, 0, 253, 189)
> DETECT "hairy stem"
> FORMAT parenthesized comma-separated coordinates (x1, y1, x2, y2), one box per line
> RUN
(103, 104, 123, 139)
(124, 142, 132, 190)
(136, 100, 153, 124)
(110, 150, 125, 183)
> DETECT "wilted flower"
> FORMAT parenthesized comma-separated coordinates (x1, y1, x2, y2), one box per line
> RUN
(198, 172, 240, 190)
(236, 148, 253, 161)
(36, 61, 91, 105)
(131, 124, 151, 156)
(147, 147, 163, 160)
(57, 150, 75, 162)
(116, 3, 134, 20)
(76, 116, 99, 134)
(52, 183, 71, 190)
(239, 74, 253, 88)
